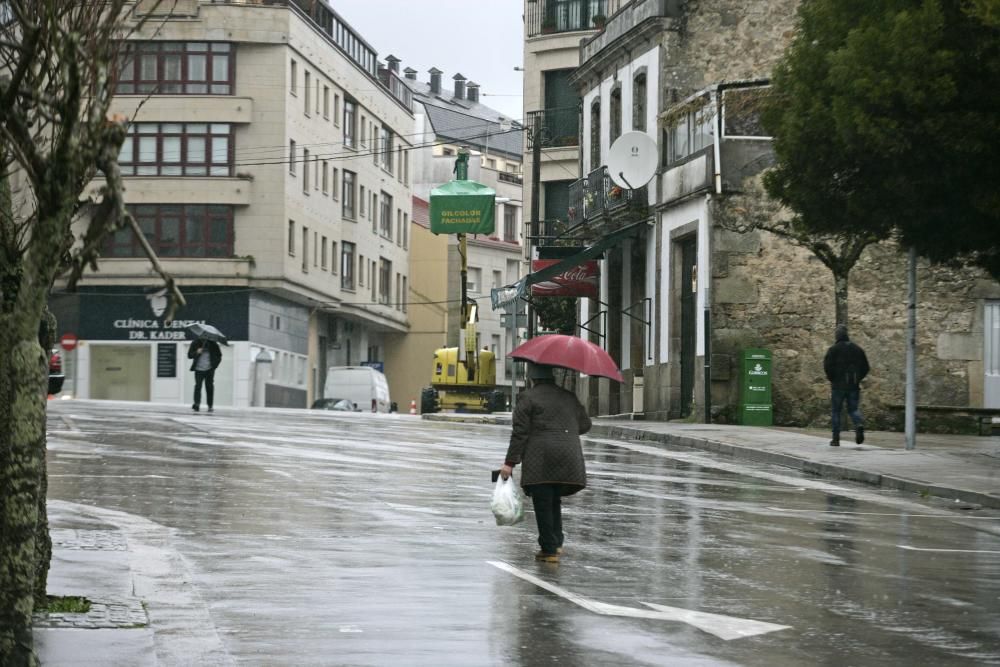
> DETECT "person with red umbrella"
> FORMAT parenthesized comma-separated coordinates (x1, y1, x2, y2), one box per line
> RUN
(499, 362, 592, 563)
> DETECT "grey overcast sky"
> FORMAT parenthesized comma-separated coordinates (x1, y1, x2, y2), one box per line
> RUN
(331, 0, 525, 123)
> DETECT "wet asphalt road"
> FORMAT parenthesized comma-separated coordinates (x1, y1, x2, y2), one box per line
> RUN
(47, 401, 1000, 666)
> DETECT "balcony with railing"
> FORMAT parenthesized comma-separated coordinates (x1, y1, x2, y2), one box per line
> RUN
(526, 0, 608, 38)
(579, 0, 682, 63)
(567, 166, 647, 233)
(526, 108, 579, 149)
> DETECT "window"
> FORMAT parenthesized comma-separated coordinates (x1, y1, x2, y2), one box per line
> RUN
(343, 99, 356, 148)
(664, 97, 715, 166)
(301, 226, 309, 272)
(359, 254, 365, 286)
(334, 94, 341, 125)
(341, 242, 355, 289)
(323, 85, 330, 118)
(543, 69, 580, 147)
(304, 70, 311, 114)
(322, 161, 329, 194)
(118, 123, 233, 176)
(487, 158, 496, 169)
(375, 259, 384, 303)
(493, 270, 503, 289)
(104, 204, 233, 257)
(395, 273, 401, 309)
(316, 79, 321, 115)
(331, 241, 338, 274)
(290, 59, 297, 94)
(314, 158, 319, 191)
(342, 171, 356, 219)
(590, 100, 601, 168)
(371, 193, 378, 231)
(321, 235, 328, 270)
(332, 168, 339, 199)
(377, 125, 394, 173)
(632, 73, 647, 132)
(396, 209, 402, 246)
(360, 185, 366, 216)
(303, 149, 310, 192)
(360, 116, 367, 147)
(467, 267, 482, 293)
(609, 86, 622, 144)
(313, 231, 318, 267)
(401, 276, 407, 312)
(379, 192, 393, 239)
(289, 139, 296, 174)
(504, 204, 516, 242)
(288, 219, 295, 255)
(116, 42, 233, 95)
(402, 212, 408, 249)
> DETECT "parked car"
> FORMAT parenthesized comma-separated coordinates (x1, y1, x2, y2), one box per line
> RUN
(310, 397, 359, 412)
(48, 349, 65, 395)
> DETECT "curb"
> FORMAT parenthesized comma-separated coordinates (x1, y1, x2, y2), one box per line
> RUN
(422, 414, 1000, 509)
(589, 423, 1000, 510)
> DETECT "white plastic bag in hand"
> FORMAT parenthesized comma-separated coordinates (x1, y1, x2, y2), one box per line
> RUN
(491, 476, 524, 526)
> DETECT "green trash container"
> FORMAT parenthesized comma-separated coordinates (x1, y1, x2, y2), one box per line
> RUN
(740, 348, 772, 426)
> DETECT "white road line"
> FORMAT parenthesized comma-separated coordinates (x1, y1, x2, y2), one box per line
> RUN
(768, 507, 1000, 520)
(898, 544, 1000, 554)
(487, 560, 791, 641)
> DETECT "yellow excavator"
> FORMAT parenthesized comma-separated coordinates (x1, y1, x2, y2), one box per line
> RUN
(421, 303, 507, 414)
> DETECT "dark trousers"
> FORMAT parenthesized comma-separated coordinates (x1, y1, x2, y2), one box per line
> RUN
(527, 483, 564, 554)
(831, 388, 863, 438)
(194, 369, 216, 408)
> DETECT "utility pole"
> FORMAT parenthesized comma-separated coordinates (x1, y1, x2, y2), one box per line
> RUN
(526, 117, 542, 339)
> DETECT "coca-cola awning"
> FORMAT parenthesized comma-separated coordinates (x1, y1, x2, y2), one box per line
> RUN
(490, 221, 644, 310)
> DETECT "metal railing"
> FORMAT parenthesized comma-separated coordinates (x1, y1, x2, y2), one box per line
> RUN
(526, 108, 579, 149)
(526, 0, 608, 38)
(568, 166, 644, 226)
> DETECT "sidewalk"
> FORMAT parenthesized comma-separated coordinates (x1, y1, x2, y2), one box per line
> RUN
(424, 414, 1000, 510)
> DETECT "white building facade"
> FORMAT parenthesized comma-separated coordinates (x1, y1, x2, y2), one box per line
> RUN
(52, 0, 413, 408)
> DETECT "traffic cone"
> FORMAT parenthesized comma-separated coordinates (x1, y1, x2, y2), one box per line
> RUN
(409, 399, 417, 415)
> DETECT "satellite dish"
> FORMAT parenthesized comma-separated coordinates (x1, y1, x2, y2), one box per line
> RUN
(607, 131, 658, 189)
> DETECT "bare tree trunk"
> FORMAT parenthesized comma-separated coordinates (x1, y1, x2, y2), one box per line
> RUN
(833, 271, 849, 329)
(33, 311, 56, 606)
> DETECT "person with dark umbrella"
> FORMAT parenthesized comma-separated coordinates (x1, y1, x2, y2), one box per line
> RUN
(188, 337, 222, 412)
(499, 363, 592, 563)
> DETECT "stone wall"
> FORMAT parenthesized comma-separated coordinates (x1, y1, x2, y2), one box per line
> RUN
(660, 0, 800, 101)
(711, 207, 995, 428)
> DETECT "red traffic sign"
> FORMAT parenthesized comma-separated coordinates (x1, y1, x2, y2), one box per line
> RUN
(60, 333, 78, 351)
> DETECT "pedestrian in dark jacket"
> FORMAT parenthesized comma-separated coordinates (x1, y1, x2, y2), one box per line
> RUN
(823, 325, 870, 446)
(499, 363, 592, 563)
(188, 338, 222, 412)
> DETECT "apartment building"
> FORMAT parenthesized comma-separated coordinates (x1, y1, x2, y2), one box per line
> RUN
(51, 0, 413, 408)
(383, 65, 525, 406)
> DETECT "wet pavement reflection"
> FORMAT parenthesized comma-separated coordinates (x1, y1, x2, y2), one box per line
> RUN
(47, 402, 1000, 666)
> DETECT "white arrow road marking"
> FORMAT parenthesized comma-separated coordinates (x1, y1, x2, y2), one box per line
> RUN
(487, 561, 791, 641)
(899, 545, 1000, 554)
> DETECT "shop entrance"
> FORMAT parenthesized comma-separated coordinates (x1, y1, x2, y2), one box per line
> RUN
(90, 345, 151, 401)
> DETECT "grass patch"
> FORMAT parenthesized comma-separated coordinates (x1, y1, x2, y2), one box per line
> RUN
(39, 595, 91, 614)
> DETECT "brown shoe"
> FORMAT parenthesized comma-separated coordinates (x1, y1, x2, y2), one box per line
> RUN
(535, 551, 559, 563)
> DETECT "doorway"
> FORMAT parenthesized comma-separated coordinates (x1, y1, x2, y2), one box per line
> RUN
(986, 301, 1000, 408)
(89, 345, 151, 401)
(679, 238, 697, 418)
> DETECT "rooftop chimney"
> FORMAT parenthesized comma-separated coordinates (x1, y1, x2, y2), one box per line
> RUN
(403, 67, 417, 80)
(385, 54, 400, 74)
(453, 72, 466, 100)
(466, 81, 480, 103)
(429, 67, 442, 95)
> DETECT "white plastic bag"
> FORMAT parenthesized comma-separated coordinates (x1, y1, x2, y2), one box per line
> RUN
(491, 476, 524, 526)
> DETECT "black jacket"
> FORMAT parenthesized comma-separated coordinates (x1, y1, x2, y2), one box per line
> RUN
(824, 336, 869, 391)
(188, 340, 222, 372)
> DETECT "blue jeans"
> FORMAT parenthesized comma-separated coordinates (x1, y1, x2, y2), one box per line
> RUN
(831, 388, 863, 438)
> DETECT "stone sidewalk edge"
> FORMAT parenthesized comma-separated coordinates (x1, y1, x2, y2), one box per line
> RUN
(422, 414, 1000, 510)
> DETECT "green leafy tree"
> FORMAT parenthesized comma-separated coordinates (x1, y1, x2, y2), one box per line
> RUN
(534, 295, 578, 334)
(763, 0, 1000, 280)
(0, 2, 177, 663)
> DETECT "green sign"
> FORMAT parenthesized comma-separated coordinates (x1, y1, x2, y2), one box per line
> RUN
(740, 348, 772, 426)
(430, 179, 496, 235)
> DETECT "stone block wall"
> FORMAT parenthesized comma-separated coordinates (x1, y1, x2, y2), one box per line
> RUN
(710, 217, 994, 429)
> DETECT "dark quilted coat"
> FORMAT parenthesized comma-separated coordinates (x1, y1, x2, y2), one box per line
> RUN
(504, 382, 592, 495)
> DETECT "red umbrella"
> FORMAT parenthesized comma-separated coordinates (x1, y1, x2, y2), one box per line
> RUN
(510, 334, 624, 383)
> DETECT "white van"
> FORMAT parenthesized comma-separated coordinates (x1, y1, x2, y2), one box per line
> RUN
(322, 366, 391, 413)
